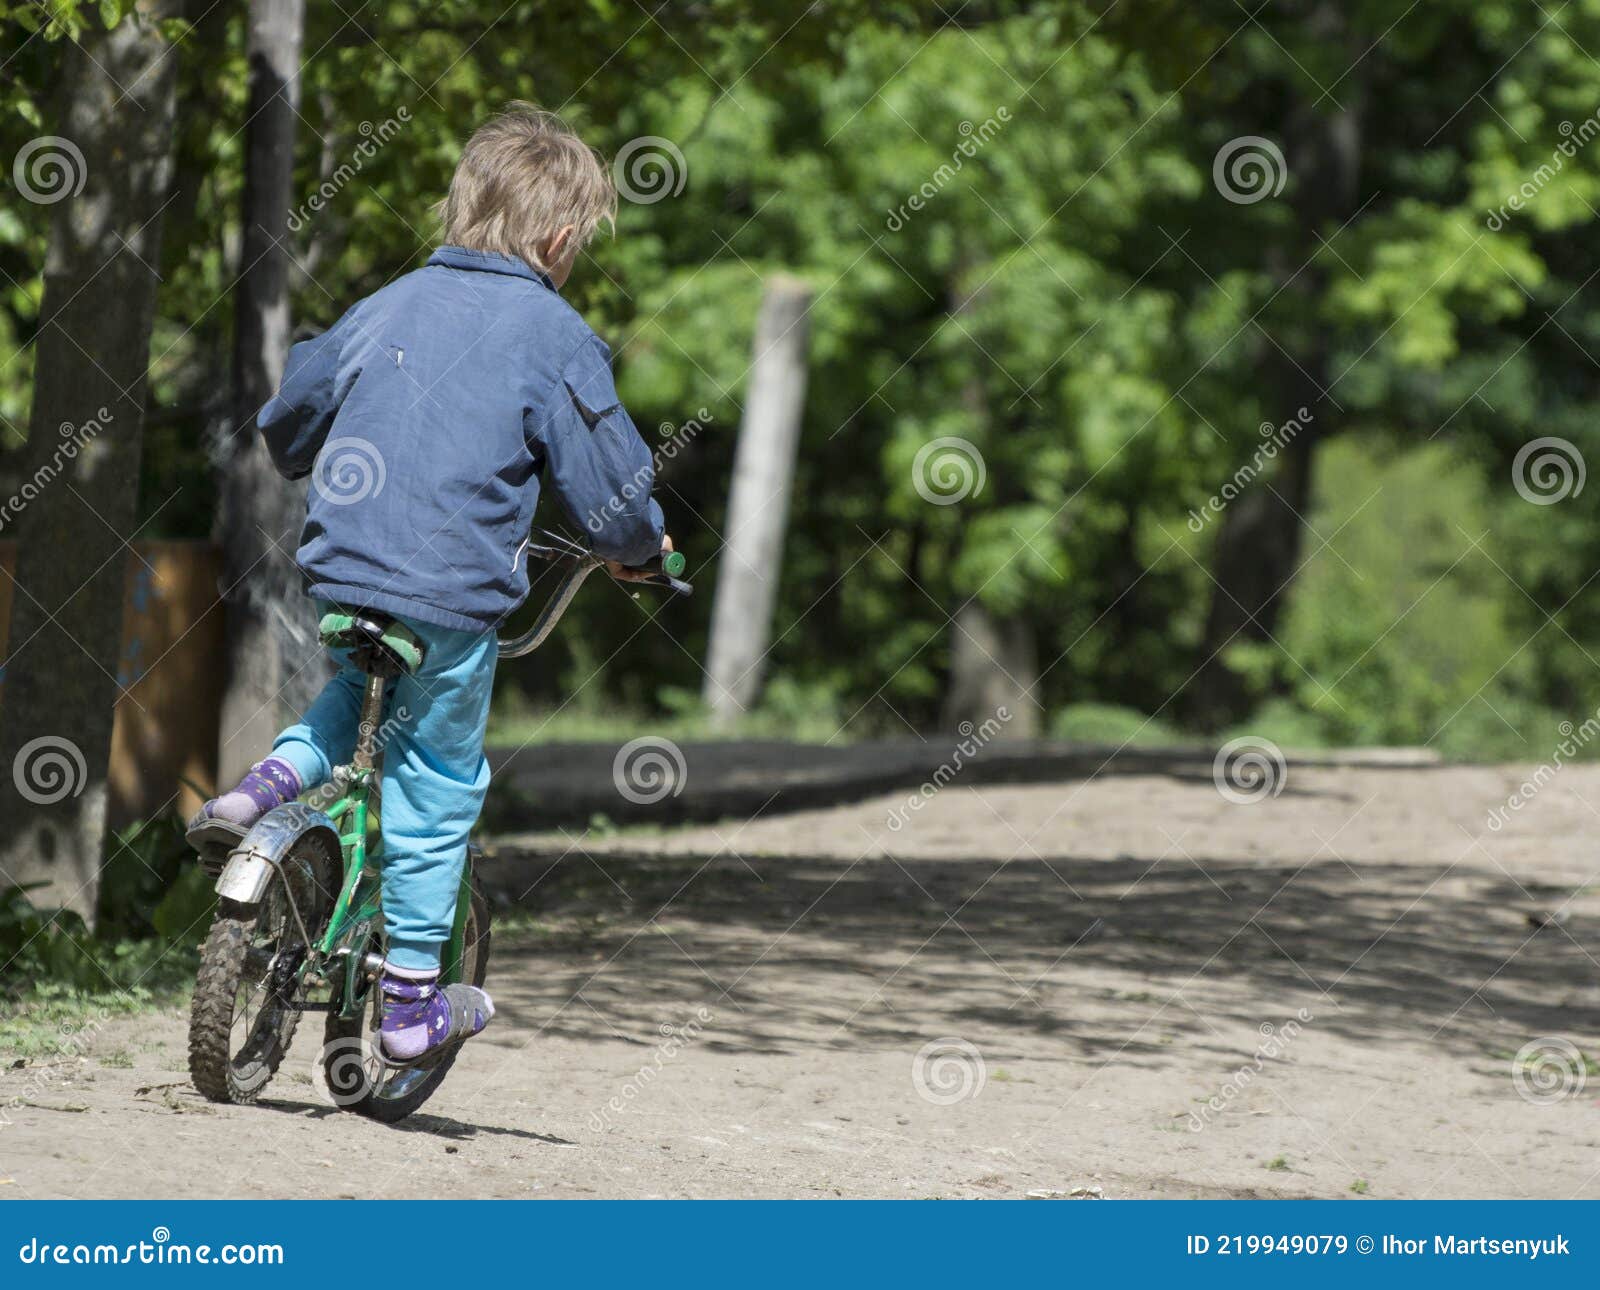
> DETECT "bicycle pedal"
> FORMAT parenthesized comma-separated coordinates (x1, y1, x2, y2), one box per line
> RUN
(193, 841, 232, 879)
(373, 1038, 459, 1075)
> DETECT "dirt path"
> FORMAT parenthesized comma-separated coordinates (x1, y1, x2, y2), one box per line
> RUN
(6, 758, 1600, 1199)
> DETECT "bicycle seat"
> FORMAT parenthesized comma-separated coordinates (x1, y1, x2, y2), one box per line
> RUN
(317, 609, 425, 677)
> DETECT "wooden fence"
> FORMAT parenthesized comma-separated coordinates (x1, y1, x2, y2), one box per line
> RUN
(0, 539, 225, 826)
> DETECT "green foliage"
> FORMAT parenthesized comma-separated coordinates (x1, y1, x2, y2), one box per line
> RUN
(97, 816, 207, 941)
(489, 674, 849, 746)
(1050, 703, 1184, 747)
(1263, 438, 1568, 761)
(6, 2, 1600, 756)
(0, 881, 201, 1008)
(0, 884, 105, 993)
(0, 815, 209, 1010)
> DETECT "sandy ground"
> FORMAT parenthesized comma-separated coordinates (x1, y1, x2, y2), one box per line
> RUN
(6, 756, 1600, 1199)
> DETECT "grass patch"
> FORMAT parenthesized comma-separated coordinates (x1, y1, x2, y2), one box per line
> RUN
(2, 817, 211, 1038)
(1049, 703, 1186, 747)
(0, 983, 183, 1059)
(488, 678, 852, 746)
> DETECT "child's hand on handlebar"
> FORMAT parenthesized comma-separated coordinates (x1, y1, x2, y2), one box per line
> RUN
(604, 533, 673, 583)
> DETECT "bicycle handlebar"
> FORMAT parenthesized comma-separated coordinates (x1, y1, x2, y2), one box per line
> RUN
(612, 546, 691, 594)
(497, 537, 691, 659)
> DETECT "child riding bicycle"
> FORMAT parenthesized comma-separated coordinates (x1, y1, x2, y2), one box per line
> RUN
(190, 104, 671, 1063)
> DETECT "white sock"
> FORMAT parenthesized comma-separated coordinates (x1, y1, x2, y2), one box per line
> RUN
(382, 960, 440, 981)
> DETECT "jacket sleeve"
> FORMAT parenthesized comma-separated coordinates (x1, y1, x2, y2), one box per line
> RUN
(533, 335, 666, 566)
(257, 304, 364, 480)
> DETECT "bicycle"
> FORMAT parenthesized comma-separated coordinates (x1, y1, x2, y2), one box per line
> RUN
(185, 536, 690, 1122)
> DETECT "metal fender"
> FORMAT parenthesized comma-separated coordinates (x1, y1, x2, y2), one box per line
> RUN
(214, 801, 343, 907)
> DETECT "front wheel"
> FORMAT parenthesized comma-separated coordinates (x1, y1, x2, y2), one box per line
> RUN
(188, 846, 332, 1104)
(320, 879, 492, 1124)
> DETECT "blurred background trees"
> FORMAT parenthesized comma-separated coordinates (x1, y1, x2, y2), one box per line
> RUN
(2, 0, 1599, 805)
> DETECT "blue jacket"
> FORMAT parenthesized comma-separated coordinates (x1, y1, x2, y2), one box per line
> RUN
(258, 245, 665, 633)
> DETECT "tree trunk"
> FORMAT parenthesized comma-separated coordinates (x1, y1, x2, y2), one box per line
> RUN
(0, 3, 182, 921)
(703, 276, 813, 725)
(1191, 413, 1322, 724)
(943, 603, 1041, 736)
(939, 267, 1041, 737)
(1189, 10, 1364, 729)
(215, 0, 320, 786)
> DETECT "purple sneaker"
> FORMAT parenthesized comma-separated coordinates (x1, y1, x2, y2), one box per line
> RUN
(379, 969, 494, 1064)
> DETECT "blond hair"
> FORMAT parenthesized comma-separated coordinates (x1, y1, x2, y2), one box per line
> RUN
(439, 104, 616, 272)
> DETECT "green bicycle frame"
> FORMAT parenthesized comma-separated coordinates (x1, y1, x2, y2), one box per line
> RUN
(305, 673, 474, 1019)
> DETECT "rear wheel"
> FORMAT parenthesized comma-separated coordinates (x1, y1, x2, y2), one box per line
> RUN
(320, 878, 492, 1124)
(188, 843, 334, 1104)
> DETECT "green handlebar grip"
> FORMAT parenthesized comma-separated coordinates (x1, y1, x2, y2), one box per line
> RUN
(661, 550, 687, 577)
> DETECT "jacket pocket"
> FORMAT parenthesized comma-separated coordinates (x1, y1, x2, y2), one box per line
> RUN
(565, 340, 623, 431)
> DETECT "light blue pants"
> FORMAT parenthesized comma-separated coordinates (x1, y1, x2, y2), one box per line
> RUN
(271, 613, 496, 972)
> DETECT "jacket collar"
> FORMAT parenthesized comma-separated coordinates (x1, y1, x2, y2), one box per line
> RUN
(427, 245, 557, 291)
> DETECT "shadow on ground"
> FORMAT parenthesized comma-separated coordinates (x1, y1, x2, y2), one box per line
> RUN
(474, 845, 1600, 1071)
(483, 739, 1437, 830)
